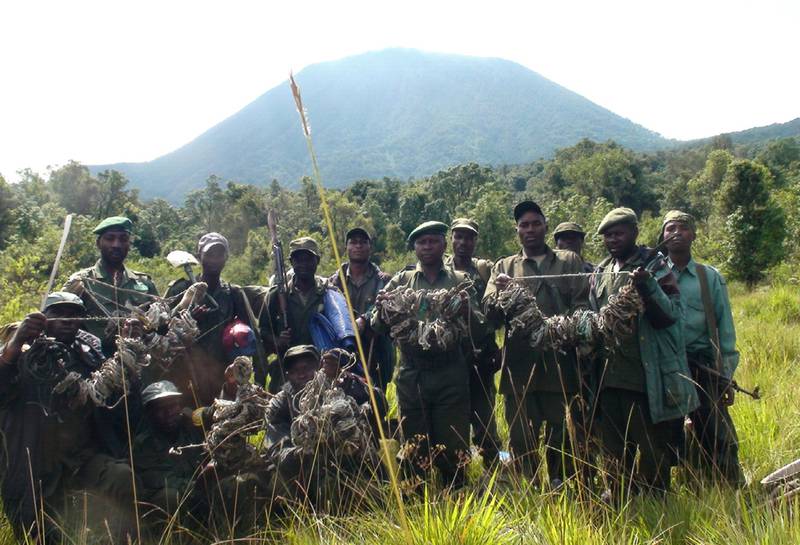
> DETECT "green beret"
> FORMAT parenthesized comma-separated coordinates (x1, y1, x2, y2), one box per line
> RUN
(289, 237, 320, 258)
(659, 210, 696, 243)
(596, 208, 638, 235)
(92, 216, 133, 235)
(43, 291, 86, 313)
(284, 344, 320, 369)
(450, 218, 479, 235)
(553, 222, 586, 239)
(407, 221, 448, 245)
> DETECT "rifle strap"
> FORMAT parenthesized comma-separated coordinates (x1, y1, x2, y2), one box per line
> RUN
(695, 263, 723, 375)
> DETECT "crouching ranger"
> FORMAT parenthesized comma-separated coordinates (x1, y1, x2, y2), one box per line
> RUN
(265, 345, 384, 506)
(0, 292, 137, 541)
(591, 208, 699, 496)
(371, 221, 488, 490)
(661, 210, 745, 486)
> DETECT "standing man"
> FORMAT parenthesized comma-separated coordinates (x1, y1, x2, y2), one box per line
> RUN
(63, 216, 158, 355)
(661, 210, 744, 486)
(553, 222, 594, 272)
(483, 202, 590, 486)
(0, 292, 136, 541)
(372, 221, 486, 490)
(164, 232, 267, 405)
(328, 227, 395, 390)
(591, 208, 698, 497)
(260, 237, 329, 393)
(445, 218, 502, 468)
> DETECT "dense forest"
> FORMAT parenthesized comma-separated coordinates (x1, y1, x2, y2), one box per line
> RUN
(1, 134, 799, 325)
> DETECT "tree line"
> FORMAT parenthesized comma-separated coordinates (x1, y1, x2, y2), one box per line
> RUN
(1, 135, 799, 324)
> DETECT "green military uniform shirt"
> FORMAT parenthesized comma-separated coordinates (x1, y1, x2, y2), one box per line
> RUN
(64, 259, 158, 350)
(484, 246, 589, 394)
(444, 255, 493, 300)
(260, 275, 329, 350)
(667, 258, 739, 378)
(329, 262, 386, 316)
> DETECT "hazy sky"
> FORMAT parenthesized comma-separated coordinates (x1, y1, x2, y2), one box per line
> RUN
(1, 0, 798, 182)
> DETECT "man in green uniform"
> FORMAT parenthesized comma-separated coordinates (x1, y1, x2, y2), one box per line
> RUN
(63, 216, 159, 355)
(260, 237, 336, 393)
(0, 292, 136, 541)
(553, 222, 594, 273)
(661, 210, 744, 486)
(371, 221, 487, 489)
(445, 218, 502, 467)
(591, 208, 699, 496)
(164, 232, 267, 404)
(483, 202, 590, 485)
(328, 227, 395, 390)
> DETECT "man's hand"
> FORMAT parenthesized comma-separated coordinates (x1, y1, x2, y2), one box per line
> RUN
(355, 315, 367, 333)
(494, 273, 512, 291)
(191, 304, 210, 321)
(120, 318, 144, 339)
(3, 312, 47, 364)
(631, 267, 651, 287)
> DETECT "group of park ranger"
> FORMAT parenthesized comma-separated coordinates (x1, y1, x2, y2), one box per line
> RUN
(0, 201, 744, 541)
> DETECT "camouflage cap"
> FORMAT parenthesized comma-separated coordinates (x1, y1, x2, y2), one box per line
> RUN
(407, 221, 448, 245)
(553, 222, 586, 239)
(92, 216, 133, 235)
(345, 227, 372, 242)
(659, 210, 696, 243)
(450, 218, 479, 235)
(198, 232, 229, 255)
(141, 380, 183, 406)
(43, 291, 86, 313)
(289, 236, 320, 258)
(283, 344, 321, 369)
(596, 207, 638, 235)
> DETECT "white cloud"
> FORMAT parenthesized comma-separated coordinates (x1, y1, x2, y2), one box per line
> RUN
(1, 0, 798, 181)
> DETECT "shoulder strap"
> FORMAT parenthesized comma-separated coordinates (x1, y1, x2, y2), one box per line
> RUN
(695, 263, 723, 373)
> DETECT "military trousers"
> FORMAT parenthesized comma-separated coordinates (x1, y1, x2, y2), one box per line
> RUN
(395, 363, 471, 489)
(469, 363, 500, 466)
(597, 388, 682, 495)
(504, 389, 589, 483)
(686, 352, 745, 487)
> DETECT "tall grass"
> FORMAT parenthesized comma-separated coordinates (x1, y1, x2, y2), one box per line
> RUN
(4, 283, 800, 544)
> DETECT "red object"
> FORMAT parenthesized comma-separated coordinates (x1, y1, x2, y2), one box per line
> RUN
(222, 319, 257, 357)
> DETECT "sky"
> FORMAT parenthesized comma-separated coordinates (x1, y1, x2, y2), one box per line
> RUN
(1, 0, 798, 182)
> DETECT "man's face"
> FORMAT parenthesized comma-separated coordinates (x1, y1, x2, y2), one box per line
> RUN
(663, 221, 695, 254)
(201, 244, 227, 276)
(451, 229, 477, 260)
(346, 235, 371, 263)
(290, 251, 319, 280)
(97, 229, 130, 266)
(44, 305, 83, 344)
(516, 211, 547, 253)
(149, 397, 183, 434)
(286, 357, 319, 390)
(414, 234, 446, 266)
(555, 232, 585, 255)
(602, 224, 638, 259)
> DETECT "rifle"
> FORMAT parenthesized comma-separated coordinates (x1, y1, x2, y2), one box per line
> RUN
(692, 361, 761, 400)
(267, 210, 289, 328)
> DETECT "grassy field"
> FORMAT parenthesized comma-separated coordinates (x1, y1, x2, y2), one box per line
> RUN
(4, 282, 800, 544)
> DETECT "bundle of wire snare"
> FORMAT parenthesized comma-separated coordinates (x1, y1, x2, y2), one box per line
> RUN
(290, 370, 373, 458)
(145, 308, 200, 369)
(206, 356, 271, 472)
(377, 280, 474, 352)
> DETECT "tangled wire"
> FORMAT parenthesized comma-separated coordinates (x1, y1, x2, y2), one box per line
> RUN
(290, 370, 374, 458)
(206, 356, 271, 473)
(376, 280, 475, 352)
(485, 280, 643, 352)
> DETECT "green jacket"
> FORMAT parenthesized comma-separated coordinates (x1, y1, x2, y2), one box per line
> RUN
(591, 248, 699, 423)
(667, 258, 739, 378)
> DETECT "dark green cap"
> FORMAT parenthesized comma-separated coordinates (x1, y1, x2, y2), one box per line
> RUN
(43, 291, 86, 312)
(141, 380, 183, 406)
(283, 344, 320, 370)
(553, 222, 586, 239)
(289, 237, 320, 258)
(407, 221, 448, 245)
(345, 227, 372, 242)
(450, 218, 479, 235)
(658, 210, 696, 243)
(92, 216, 133, 235)
(596, 208, 638, 235)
